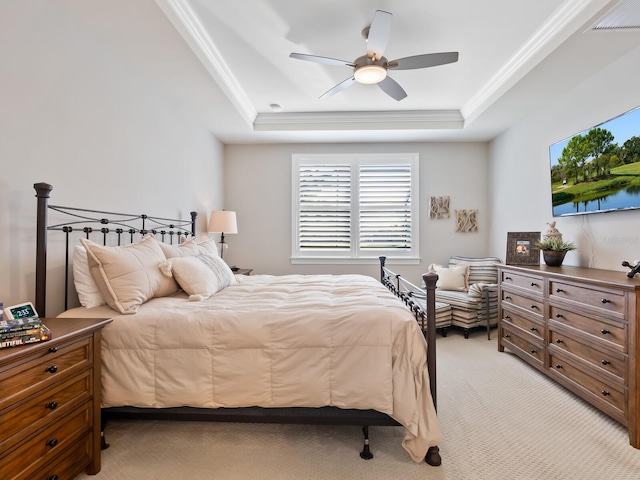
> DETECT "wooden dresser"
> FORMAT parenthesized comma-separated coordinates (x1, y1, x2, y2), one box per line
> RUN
(497, 264, 640, 448)
(0, 317, 111, 480)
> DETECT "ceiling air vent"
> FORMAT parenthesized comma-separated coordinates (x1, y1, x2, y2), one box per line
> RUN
(590, 0, 640, 31)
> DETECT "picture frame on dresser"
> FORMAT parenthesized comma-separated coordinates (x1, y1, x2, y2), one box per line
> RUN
(505, 231, 541, 265)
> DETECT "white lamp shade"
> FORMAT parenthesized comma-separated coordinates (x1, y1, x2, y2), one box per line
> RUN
(208, 211, 238, 234)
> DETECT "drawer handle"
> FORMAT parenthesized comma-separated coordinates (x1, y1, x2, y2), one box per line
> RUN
(601, 390, 611, 396)
(601, 329, 610, 335)
(601, 298, 611, 304)
(505, 276, 512, 280)
(555, 313, 564, 318)
(48, 346, 58, 353)
(46, 438, 59, 448)
(505, 296, 512, 301)
(555, 364, 563, 369)
(45, 365, 58, 374)
(530, 326, 537, 331)
(530, 305, 538, 310)
(505, 315, 511, 320)
(530, 349, 537, 354)
(530, 282, 538, 287)
(46, 476, 59, 480)
(556, 288, 564, 293)
(505, 334, 511, 339)
(555, 338, 564, 344)
(45, 401, 58, 410)
(601, 360, 611, 366)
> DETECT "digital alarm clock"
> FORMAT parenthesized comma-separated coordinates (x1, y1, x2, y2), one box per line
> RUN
(3, 302, 38, 320)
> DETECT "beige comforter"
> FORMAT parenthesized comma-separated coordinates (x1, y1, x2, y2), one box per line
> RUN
(59, 274, 441, 462)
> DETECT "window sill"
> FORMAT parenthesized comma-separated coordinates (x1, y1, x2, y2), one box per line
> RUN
(290, 257, 421, 265)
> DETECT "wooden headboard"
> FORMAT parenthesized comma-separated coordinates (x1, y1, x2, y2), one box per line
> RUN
(34, 182, 197, 317)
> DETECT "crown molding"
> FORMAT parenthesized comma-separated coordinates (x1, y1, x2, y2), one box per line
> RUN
(253, 110, 464, 131)
(461, 0, 614, 124)
(155, 0, 257, 126)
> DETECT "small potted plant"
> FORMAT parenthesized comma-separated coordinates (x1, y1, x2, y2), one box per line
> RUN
(535, 222, 576, 266)
(535, 237, 576, 266)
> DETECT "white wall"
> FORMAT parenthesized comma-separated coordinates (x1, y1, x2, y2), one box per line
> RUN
(489, 45, 640, 271)
(224, 142, 491, 282)
(0, 2, 224, 316)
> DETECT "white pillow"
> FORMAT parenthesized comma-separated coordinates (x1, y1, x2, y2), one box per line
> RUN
(196, 238, 220, 257)
(159, 237, 199, 258)
(81, 235, 178, 314)
(428, 263, 469, 292)
(159, 254, 236, 301)
(73, 245, 107, 308)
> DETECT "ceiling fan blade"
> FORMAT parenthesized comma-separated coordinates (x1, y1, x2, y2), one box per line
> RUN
(319, 77, 356, 99)
(366, 10, 392, 59)
(377, 76, 407, 101)
(289, 53, 355, 68)
(388, 52, 459, 70)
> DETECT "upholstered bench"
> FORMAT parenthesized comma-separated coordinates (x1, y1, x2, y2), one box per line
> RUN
(414, 299, 453, 335)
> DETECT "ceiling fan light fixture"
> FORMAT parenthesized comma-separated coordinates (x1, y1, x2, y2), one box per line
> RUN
(354, 64, 387, 84)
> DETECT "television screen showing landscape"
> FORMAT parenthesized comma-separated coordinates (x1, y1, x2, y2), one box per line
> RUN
(549, 105, 640, 217)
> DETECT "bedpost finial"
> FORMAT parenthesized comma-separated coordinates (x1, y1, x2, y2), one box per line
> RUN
(34, 182, 53, 198)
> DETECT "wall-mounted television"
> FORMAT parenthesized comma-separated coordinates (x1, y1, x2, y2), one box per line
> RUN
(549, 105, 640, 217)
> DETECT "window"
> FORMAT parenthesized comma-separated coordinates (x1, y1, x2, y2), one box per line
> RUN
(292, 153, 419, 262)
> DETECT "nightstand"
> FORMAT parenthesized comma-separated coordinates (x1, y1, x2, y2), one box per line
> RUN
(232, 268, 252, 276)
(0, 317, 112, 479)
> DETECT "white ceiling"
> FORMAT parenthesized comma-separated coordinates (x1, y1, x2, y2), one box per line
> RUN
(62, 0, 640, 144)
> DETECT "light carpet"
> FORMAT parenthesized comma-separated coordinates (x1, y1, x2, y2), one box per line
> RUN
(77, 330, 640, 479)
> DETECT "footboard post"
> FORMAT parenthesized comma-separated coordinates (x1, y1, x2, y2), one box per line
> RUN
(34, 182, 53, 317)
(379, 256, 386, 282)
(422, 272, 438, 411)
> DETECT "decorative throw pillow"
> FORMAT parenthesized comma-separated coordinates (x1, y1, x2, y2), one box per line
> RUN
(72, 245, 107, 308)
(428, 263, 469, 292)
(159, 237, 199, 258)
(158, 254, 236, 301)
(196, 238, 220, 257)
(81, 235, 178, 314)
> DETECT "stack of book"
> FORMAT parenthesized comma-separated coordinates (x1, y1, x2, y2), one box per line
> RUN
(0, 316, 52, 349)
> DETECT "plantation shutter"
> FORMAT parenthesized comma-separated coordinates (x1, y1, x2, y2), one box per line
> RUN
(359, 164, 412, 249)
(298, 164, 351, 250)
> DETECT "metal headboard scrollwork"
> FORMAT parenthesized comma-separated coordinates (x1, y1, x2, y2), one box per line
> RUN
(34, 182, 197, 316)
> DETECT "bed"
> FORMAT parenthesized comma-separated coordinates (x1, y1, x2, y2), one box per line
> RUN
(33, 182, 442, 466)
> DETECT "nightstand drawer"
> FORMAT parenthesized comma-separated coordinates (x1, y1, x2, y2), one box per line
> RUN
(0, 370, 91, 449)
(34, 432, 92, 480)
(0, 337, 91, 410)
(0, 400, 92, 480)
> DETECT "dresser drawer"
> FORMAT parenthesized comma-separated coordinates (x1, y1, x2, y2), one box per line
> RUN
(500, 270, 544, 296)
(549, 326, 627, 384)
(501, 323, 545, 366)
(501, 291, 544, 322)
(34, 432, 92, 480)
(0, 400, 92, 480)
(550, 280, 625, 319)
(0, 370, 91, 450)
(502, 308, 544, 341)
(549, 353, 626, 419)
(549, 306, 626, 353)
(0, 337, 92, 410)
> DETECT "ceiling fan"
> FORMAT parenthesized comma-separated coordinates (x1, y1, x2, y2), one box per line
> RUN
(289, 10, 459, 101)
